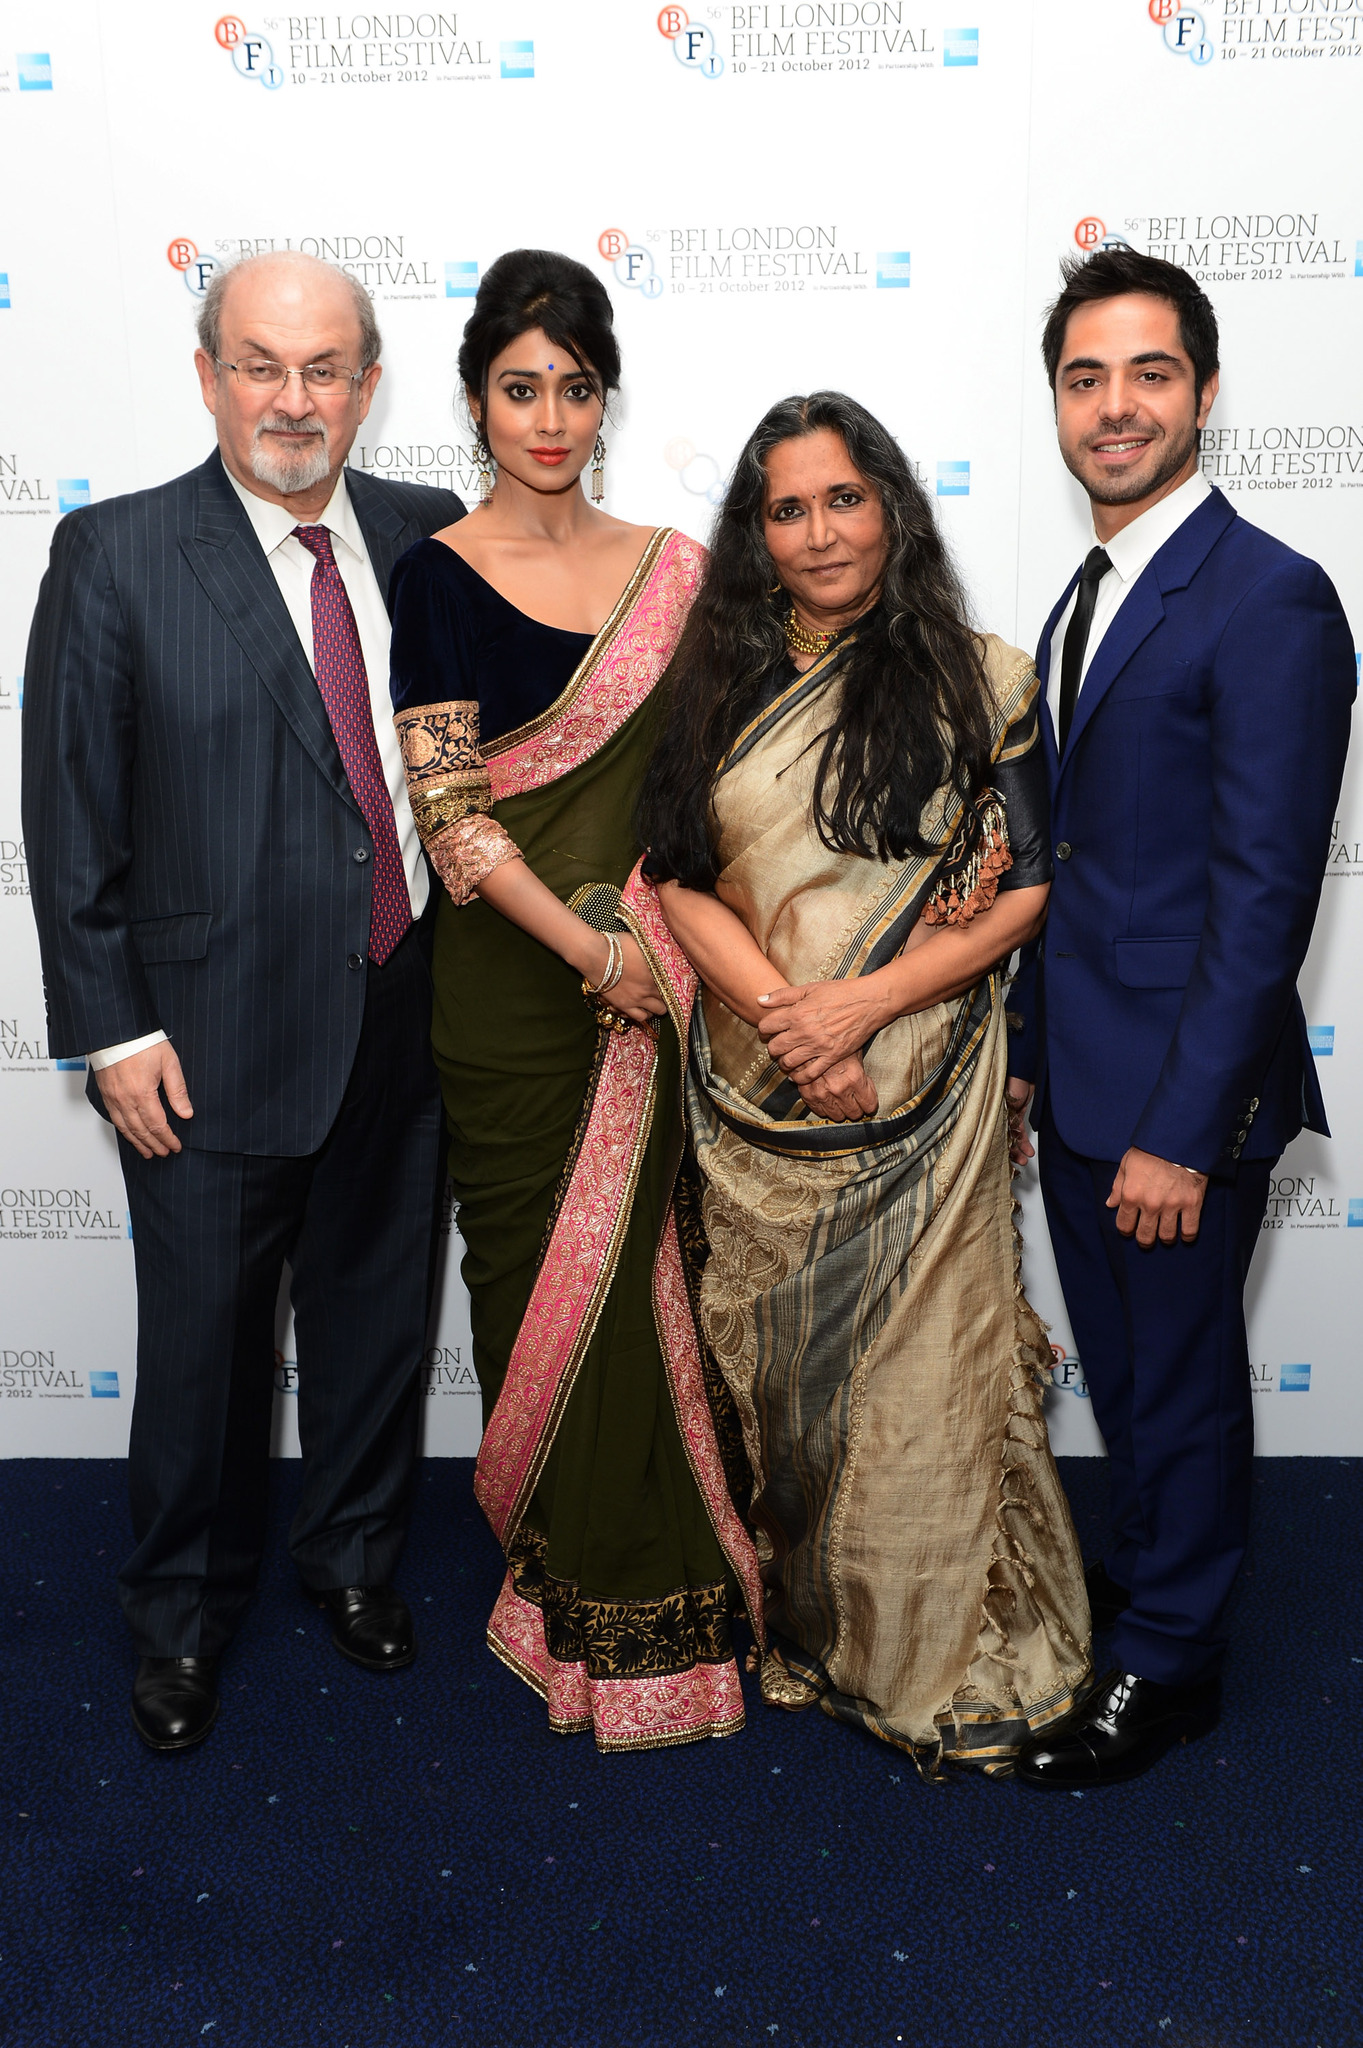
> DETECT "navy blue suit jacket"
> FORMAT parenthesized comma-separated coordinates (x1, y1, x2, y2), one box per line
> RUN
(21, 450, 464, 1155)
(1009, 488, 1354, 1173)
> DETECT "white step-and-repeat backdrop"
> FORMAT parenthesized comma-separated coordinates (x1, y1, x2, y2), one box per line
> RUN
(0, 0, 1358, 1460)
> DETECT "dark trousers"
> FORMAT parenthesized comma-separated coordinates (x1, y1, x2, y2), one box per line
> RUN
(117, 923, 444, 1657)
(1038, 1104, 1273, 1686)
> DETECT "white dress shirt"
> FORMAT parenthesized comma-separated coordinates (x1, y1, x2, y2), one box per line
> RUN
(1046, 469, 1212, 736)
(90, 465, 427, 1070)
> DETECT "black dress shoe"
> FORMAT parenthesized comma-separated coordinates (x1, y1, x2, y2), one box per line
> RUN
(308, 1585, 415, 1671)
(1016, 1669, 1221, 1789)
(131, 1657, 220, 1752)
(1085, 1559, 1132, 1630)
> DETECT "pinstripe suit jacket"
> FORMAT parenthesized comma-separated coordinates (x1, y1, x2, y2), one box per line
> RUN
(21, 448, 464, 1155)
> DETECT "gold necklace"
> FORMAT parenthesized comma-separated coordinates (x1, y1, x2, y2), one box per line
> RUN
(784, 611, 836, 658)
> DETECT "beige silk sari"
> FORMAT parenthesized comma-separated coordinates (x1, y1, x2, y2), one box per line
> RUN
(681, 632, 1091, 1774)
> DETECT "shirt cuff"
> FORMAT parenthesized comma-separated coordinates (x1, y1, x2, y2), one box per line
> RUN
(88, 1030, 169, 1071)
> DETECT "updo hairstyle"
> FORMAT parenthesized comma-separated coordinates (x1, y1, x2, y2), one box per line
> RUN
(457, 249, 622, 458)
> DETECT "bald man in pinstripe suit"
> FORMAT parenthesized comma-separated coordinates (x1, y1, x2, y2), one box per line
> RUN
(22, 254, 464, 1751)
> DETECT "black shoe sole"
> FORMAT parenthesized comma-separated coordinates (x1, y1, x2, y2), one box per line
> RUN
(1015, 1712, 1219, 1790)
(327, 1630, 416, 1673)
(130, 1697, 220, 1753)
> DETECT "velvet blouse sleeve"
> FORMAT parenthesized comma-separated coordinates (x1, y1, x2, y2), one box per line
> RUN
(387, 541, 522, 905)
(993, 701, 1052, 892)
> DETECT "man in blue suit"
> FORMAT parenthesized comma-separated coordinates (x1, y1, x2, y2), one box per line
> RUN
(1007, 249, 1354, 1787)
(23, 253, 464, 1750)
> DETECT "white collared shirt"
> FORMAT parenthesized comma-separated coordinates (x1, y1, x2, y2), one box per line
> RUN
(1046, 469, 1212, 735)
(90, 463, 427, 1070)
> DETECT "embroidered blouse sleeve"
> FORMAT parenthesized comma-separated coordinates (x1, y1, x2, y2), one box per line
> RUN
(389, 545, 522, 906)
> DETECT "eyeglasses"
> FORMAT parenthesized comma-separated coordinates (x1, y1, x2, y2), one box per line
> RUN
(215, 356, 364, 395)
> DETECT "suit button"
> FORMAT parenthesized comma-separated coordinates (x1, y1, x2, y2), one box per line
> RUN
(352, 847, 371, 864)
(1249, 1096, 1260, 1111)
(347, 953, 365, 971)
(1237, 1129, 1248, 1143)
(1231, 1145, 1242, 1159)
(1055, 842, 1072, 861)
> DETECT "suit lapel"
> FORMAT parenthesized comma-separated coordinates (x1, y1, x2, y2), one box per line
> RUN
(181, 453, 358, 812)
(345, 464, 418, 616)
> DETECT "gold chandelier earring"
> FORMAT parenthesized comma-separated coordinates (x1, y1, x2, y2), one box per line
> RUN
(476, 435, 495, 507)
(590, 434, 606, 506)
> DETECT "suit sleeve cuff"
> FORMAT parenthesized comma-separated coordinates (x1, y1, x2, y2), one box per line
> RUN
(88, 1030, 169, 1071)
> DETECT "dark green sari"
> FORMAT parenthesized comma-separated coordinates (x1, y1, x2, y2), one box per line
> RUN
(392, 528, 762, 1750)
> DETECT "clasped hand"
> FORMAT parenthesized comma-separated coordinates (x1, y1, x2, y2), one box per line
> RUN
(757, 979, 886, 1123)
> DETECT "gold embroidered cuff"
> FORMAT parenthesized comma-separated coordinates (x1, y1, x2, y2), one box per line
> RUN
(396, 698, 494, 847)
(410, 775, 493, 840)
(428, 813, 522, 907)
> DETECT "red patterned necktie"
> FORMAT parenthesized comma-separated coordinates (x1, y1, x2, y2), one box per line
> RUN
(292, 522, 411, 964)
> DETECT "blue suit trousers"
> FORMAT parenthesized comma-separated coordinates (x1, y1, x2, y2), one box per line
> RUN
(1038, 1105, 1272, 1685)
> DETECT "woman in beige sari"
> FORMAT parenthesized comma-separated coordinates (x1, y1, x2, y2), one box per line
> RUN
(632, 392, 1091, 1775)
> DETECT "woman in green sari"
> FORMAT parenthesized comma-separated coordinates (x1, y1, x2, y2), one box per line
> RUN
(635, 392, 1091, 1776)
(389, 250, 760, 1751)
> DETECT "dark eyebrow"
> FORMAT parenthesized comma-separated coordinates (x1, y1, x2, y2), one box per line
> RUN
(496, 362, 586, 380)
(1060, 349, 1185, 376)
(766, 481, 864, 509)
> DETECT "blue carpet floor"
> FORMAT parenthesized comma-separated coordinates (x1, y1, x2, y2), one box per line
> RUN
(4, 1456, 1360, 2048)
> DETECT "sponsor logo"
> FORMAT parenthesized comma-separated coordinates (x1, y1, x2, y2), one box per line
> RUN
(659, 9, 724, 79)
(715, 7, 939, 72)
(424, 1344, 478, 1395)
(1347, 1197, 1363, 1228)
(57, 480, 90, 515)
(56, 1057, 86, 1072)
(1356, 239, 1363, 279)
(1307, 1025, 1334, 1057)
(0, 453, 52, 516)
(634, 221, 874, 296)
(876, 251, 911, 288)
(1199, 422, 1363, 493)
(1049, 1345, 1089, 1398)
(17, 52, 53, 90)
(1326, 817, 1363, 877)
(597, 226, 663, 300)
(445, 260, 478, 298)
(936, 460, 970, 497)
(1148, 2, 1213, 66)
(0, 274, 9, 309)
(214, 16, 284, 88)
(265, 12, 494, 84)
(168, 238, 220, 299)
(943, 25, 978, 65)
(1124, 211, 1349, 284)
(0, 835, 27, 889)
(1279, 1361, 1311, 1393)
(90, 1371, 120, 1398)
(1265, 1174, 1344, 1231)
(186, 233, 439, 301)
(664, 437, 728, 507)
(356, 437, 483, 499)
(1073, 217, 1133, 256)
(499, 38, 533, 77)
(1, 1349, 87, 1399)
(0, 1017, 50, 1071)
(0, 1187, 127, 1241)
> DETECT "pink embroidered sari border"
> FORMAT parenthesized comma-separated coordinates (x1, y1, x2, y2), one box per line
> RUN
(488, 1573, 746, 1751)
(486, 530, 704, 803)
(473, 1024, 658, 1546)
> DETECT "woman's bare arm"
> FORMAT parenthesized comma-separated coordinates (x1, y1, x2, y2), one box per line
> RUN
(657, 881, 877, 1119)
(758, 884, 1050, 1083)
(477, 859, 664, 1022)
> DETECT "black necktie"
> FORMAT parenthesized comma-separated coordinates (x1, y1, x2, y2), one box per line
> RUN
(1058, 545, 1112, 753)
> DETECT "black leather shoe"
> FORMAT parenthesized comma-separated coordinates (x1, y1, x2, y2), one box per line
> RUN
(131, 1657, 220, 1752)
(1085, 1559, 1132, 1630)
(1016, 1669, 1221, 1789)
(308, 1584, 415, 1671)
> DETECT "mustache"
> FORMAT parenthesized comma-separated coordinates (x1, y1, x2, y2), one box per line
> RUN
(253, 414, 327, 442)
(1081, 417, 1163, 449)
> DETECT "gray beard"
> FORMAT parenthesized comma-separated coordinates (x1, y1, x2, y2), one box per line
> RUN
(1074, 416, 1200, 507)
(250, 418, 331, 494)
